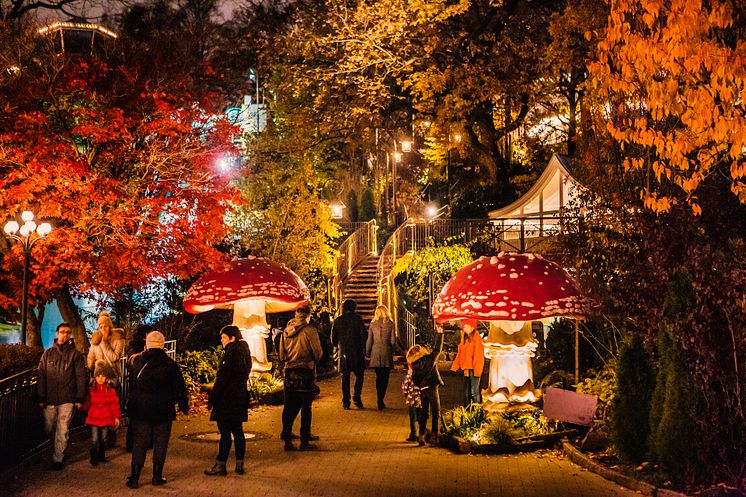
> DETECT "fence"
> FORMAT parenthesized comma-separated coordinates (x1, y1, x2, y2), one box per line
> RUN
(0, 340, 176, 469)
(377, 216, 572, 349)
(329, 220, 377, 312)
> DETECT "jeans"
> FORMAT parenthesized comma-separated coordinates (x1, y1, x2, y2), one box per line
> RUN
(374, 367, 391, 406)
(281, 391, 314, 444)
(43, 403, 74, 463)
(463, 370, 482, 405)
(90, 425, 111, 450)
(131, 419, 172, 468)
(216, 420, 245, 462)
(341, 369, 364, 406)
(418, 386, 441, 436)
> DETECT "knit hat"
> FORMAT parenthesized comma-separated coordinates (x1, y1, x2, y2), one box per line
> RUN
(145, 331, 165, 349)
(462, 318, 477, 329)
(97, 311, 114, 330)
(93, 360, 117, 380)
(406, 344, 430, 363)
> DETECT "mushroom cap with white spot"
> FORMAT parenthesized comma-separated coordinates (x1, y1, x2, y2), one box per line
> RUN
(431, 252, 586, 323)
(183, 257, 310, 314)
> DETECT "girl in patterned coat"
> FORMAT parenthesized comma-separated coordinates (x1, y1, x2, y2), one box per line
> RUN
(401, 363, 421, 442)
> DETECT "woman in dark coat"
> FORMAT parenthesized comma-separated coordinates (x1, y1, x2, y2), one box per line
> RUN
(205, 325, 252, 476)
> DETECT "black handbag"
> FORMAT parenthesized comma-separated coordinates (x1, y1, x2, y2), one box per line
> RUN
(283, 367, 315, 393)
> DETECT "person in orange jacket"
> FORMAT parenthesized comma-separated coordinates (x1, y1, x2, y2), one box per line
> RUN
(450, 318, 485, 405)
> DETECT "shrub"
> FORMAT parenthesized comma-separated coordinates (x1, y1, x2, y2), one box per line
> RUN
(441, 404, 486, 439)
(612, 334, 654, 464)
(648, 270, 703, 484)
(177, 348, 221, 391)
(576, 362, 617, 422)
(0, 344, 43, 379)
(346, 190, 359, 222)
(480, 417, 515, 446)
(502, 409, 557, 437)
(248, 372, 283, 398)
(360, 187, 376, 221)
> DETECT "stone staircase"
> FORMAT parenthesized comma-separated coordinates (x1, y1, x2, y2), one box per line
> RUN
(340, 255, 380, 325)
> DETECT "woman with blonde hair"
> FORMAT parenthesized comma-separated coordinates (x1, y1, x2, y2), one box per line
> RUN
(87, 311, 125, 378)
(365, 305, 396, 410)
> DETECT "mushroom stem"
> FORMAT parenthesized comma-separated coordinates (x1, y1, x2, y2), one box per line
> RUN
(483, 321, 540, 405)
(233, 300, 272, 372)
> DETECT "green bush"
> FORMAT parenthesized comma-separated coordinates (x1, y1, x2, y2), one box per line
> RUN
(360, 187, 376, 221)
(0, 344, 43, 379)
(502, 409, 557, 437)
(177, 348, 221, 392)
(576, 362, 617, 422)
(648, 270, 702, 483)
(346, 190, 359, 222)
(249, 372, 283, 397)
(612, 334, 654, 463)
(480, 417, 515, 446)
(441, 404, 486, 440)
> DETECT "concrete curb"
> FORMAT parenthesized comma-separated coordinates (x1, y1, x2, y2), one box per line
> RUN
(562, 441, 689, 497)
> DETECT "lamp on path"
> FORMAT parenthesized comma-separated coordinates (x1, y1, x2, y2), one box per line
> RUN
(4, 211, 52, 345)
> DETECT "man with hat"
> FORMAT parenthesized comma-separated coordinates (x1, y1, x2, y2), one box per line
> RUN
(37, 322, 87, 470)
(125, 331, 189, 488)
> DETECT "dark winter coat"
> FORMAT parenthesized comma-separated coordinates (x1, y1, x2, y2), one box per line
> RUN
(331, 311, 367, 373)
(411, 334, 445, 391)
(209, 340, 251, 423)
(411, 352, 444, 391)
(127, 348, 189, 424)
(37, 339, 87, 406)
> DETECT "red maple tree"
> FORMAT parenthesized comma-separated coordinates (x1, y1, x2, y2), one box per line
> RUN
(0, 38, 240, 348)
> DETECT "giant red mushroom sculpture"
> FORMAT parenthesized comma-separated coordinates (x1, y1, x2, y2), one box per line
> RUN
(184, 256, 310, 372)
(432, 252, 586, 408)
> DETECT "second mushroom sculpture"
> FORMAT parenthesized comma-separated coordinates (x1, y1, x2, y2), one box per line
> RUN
(184, 257, 310, 372)
(432, 252, 586, 408)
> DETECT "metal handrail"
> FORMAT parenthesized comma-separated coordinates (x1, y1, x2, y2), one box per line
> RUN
(329, 220, 378, 313)
(377, 215, 573, 349)
(0, 340, 177, 468)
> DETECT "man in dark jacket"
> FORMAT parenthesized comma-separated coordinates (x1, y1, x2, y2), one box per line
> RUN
(37, 322, 87, 470)
(331, 299, 367, 409)
(279, 306, 323, 450)
(126, 331, 189, 488)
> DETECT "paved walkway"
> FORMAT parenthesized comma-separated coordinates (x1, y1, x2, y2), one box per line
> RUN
(6, 368, 636, 497)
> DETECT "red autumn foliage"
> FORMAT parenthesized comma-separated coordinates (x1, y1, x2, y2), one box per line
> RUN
(0, 50, 240, 316)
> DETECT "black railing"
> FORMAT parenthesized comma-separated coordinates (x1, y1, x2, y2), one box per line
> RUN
(0, 341, 176, 469)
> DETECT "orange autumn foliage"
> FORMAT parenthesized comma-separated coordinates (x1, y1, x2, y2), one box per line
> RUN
(589, 0, 745, 214)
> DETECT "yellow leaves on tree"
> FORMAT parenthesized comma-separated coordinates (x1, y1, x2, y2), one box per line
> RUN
(589, 0, 745, 214)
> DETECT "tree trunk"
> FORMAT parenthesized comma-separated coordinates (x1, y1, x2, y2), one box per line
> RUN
(54, 285, 89, 353)
(25, 305, 44, 348)
(567, 83, 578, 157)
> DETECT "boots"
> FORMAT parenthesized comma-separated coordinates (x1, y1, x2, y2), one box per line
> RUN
(235, 460, 244, 475)
(98, 439, 107, 463)
(152, 463, 167, 485)
(204, 460, 227, 476)
(125, 464, 142, 489)
(89, 447, 98, 466)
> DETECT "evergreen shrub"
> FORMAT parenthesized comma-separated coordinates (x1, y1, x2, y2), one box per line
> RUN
(612, 334, 654, 463)
(0, 344, 43, 379)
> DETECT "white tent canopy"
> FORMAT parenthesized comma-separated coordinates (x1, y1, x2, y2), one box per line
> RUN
(487, 155, 581, 247)
(488, 154, 579, 219)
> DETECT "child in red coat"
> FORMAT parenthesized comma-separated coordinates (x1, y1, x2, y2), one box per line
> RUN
(85, 360, 121, 466)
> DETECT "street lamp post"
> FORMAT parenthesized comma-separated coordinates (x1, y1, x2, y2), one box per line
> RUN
(3, 211, 52, 345)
